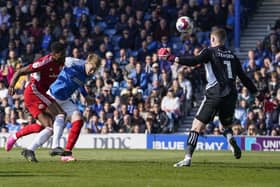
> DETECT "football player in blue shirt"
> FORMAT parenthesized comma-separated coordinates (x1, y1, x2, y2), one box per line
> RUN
(12, 54, 100, 162)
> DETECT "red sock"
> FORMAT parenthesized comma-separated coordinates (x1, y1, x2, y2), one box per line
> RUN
(15, 123, 44, 139)
(65, 120, 83, 151)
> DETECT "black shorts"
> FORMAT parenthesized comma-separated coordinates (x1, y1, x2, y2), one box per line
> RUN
(195, 92, 237, 126)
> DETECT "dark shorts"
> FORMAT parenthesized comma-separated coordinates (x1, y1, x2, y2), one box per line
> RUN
(195, 92, 237, 126)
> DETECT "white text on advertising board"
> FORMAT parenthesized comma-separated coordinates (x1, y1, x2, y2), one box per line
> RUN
(152, 140, 224, 150)
(263, 140, 280, 151)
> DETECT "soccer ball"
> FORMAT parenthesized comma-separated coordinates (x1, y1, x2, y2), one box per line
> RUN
(176, 16, 194, 34)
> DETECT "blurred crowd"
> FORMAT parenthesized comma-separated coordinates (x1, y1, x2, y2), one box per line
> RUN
(0, 0, 278, 136)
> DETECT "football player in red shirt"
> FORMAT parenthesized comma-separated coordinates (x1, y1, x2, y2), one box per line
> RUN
(6, 42, 66, 162)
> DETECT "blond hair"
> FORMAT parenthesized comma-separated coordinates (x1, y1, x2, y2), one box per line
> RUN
(211, 28, 227, 43)
(86, 53, 101, 69)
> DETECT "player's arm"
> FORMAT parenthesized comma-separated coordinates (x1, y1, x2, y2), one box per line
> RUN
(175, 48, 210, 66)
(235, 57, 258, 94)
(8, 65, 34, 95)
(78, 86, 95, 105)
(78, 86, 88, 98)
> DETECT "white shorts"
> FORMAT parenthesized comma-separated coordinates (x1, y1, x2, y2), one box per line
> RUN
(47, 90, 79, 118)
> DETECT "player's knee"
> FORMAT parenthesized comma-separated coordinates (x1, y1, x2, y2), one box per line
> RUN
(71, 110, 82, 121)
(38, 113, 53, 127)
(55, 114, 65, 123)
(191, 118, 205, 132)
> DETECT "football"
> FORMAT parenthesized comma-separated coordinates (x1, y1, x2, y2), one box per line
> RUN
(176, 16, 194, 34)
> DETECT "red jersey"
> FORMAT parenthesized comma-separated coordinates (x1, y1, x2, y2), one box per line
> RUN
(29, 54, 64, 92)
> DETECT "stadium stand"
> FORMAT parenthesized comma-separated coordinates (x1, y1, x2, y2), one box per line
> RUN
(0, 0, 278, 137)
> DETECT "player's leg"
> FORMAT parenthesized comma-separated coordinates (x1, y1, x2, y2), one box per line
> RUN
(6, 86, 48, 151)
(19, 85, 65, 162)
(173, 118, 204, 167)
(21, 111, 54, 162)
(174, 96, 219, 167)
(219, 93, 241, 159)
(22, 126, 54, 162)
(61, 109, 83, 162)
(50, 99, 77, 157)
(5, 122, 44, 151)
(23, 102, 66, 161)
(21, 107, 65, 162)
(22, 103, 66, 161)
(49, 113, 66, 156)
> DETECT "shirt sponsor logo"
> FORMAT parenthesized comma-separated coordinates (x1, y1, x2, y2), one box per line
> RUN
(38, 104, 45, 109)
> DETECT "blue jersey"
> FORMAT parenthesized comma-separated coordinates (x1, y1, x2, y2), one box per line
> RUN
(49, 57, 88, 100)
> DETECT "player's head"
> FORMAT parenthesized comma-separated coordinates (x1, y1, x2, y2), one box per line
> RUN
(210, 28, 226, 47)
(85, 53, 101, 76)
(51, 42, 66, 63)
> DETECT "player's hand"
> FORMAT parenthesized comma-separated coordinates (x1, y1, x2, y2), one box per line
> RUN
(8, 86, 15, 96)
(174, 57, 180, 63)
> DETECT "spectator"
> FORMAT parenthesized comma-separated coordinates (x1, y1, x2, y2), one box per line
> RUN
(28, 17, 42, 39)
(143, 55, 153, 74)
(152, 103, 169, 133)
(232, 122, 243, 135)
(124, 56, 136, 77)
(105, 117, 116, 133)
(131, 108, 145, 133)
(41, 26, 53, 53)
(161, 88, 181, 132)
(212, 3, 226, 28)
(92, 25, 105, 48)
(247, 123, 258, 136)
(6, 110, 20, 133)
(254, 40, 269, 65)
(111, 96, 121, 111)
(95, 0, 109, 23)
(135, 29, 147, 50)
(115, 13, 128, 34)
(129, 62, 148, 91)
(252, 71, 267, 92)
(116, 48, 129, 68)
(268, 72, 279, 95)
(119, 29, 134, 50)
(234, 99, 248, 126)
(106, 7, 119, 29)
(196, 7, 213, 44)
(21, 43, 35, 65)
(0, 107, 6, 132)
(154, 19, 169, 41)
(111, 62, 123, 90)
(0, 7, 11, 26)
(73, 0, 89, 20)
(178, 72, 193, 115)
(118, 114, 132, 133)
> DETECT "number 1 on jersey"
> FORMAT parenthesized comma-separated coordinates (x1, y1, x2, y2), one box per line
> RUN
(223, 60, 233, 79)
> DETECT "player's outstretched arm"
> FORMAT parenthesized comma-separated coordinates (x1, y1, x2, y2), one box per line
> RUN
(235, 57, 258, 95)
(175, 48, 210, 66)
(8, 66, 32, 95)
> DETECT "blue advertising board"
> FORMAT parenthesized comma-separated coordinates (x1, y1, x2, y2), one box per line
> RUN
(147, 134, 241, 150)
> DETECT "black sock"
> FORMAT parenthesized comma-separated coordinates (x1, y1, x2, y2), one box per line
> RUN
(223, 128, 233, 142)
(185, 131, 199, 158)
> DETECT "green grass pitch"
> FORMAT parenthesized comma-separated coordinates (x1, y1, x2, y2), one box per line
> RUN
(0, 149, 279, 187)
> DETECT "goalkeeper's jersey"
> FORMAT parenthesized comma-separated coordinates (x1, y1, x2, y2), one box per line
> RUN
(49, 57, 88, 100)
(178, 45, 257, 97)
